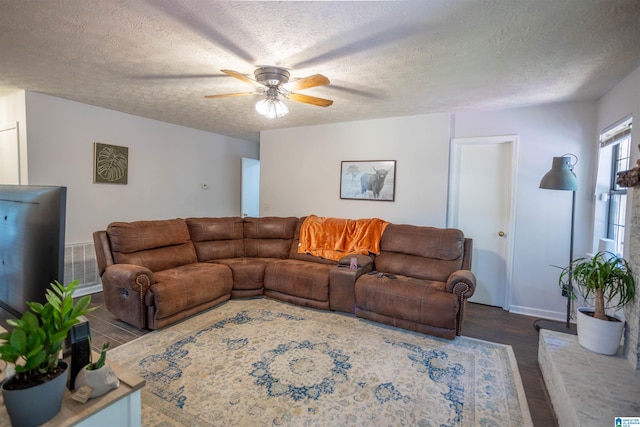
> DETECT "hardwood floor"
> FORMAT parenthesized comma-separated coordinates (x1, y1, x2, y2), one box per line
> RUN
(84, 293, 563, 427)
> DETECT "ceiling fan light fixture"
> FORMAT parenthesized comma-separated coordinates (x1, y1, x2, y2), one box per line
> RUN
(208, 67, 332, 114)
(254, 67, 290, 86)
(255, 97, 289, 119)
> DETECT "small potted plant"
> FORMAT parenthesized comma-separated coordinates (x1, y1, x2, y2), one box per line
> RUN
(0, 280, 94, 426)
(90, 342, 110, 371)
(559, 251, 636, 355)
(74, 341, 120, 398)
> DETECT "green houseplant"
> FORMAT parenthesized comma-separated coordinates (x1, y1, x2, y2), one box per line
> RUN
(559, 251, 636, 355)
(0, 280, 94, 426)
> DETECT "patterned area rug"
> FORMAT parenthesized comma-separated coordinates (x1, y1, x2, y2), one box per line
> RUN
(109, 298, 532, 426)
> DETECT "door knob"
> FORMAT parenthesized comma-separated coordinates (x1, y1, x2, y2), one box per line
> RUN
(498, 231, 505, 237)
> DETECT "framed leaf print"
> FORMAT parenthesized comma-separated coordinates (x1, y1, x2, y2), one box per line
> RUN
(94, 143, 128, 185)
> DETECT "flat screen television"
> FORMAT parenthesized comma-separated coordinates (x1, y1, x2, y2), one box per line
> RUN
(0, 185, 67, 318)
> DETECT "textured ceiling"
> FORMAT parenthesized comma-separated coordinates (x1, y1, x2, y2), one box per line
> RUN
(1, 0, 639, 143)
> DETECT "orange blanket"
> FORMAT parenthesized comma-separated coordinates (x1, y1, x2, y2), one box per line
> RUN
(297, 214, 390, 261)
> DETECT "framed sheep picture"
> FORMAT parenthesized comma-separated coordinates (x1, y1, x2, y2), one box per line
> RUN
(340, 160, 396, 201)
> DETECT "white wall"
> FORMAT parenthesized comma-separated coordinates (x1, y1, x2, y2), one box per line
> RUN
(453, 101, 598, 318)
(260, 102, 598, 319)
(23, 92, 259, 243)
(596, 64, 640, 260)
(260, 113, 451, 226)
(597, 65, 640, 153)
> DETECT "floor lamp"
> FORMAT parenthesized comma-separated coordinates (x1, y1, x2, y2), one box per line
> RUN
(534, 154, 578, 333)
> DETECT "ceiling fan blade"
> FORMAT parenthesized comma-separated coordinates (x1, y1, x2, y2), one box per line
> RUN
(288, 93, 333, 107)
(204, 92, 255, 99)
(283, 74, 330, 91)
(221, 69, 263, 87)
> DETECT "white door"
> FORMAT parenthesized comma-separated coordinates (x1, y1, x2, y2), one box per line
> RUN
(241, 157, 260, 217)
(0, 123, 20, 185)
(448, 136, 517, 309)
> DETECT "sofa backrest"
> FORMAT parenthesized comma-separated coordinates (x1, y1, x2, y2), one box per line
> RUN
(374, 224, 465, 282)
(243, 216, 297, 258)
(93, 230, 114, 277)
(186, 217, 244, 261)
(106, 219, 197, 272)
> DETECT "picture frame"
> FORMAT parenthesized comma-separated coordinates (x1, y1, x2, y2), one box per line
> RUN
(340, 160, 396, 201)
(93, 142, 128, 184)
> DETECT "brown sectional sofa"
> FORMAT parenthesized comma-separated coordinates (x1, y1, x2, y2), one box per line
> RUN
(93, 216, 476, 339)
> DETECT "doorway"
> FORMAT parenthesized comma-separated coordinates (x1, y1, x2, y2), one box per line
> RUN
(448, 136, 517, 309)
(0, 122, 20, 185)
(241, 157, 260, 218)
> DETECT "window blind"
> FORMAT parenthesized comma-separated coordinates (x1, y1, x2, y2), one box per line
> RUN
(600, 117, 632, 148)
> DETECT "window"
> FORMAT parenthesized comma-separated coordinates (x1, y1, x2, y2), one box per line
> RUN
(599, 117, 632, 255)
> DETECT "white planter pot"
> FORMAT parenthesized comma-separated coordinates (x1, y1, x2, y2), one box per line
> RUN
(74, 363, 120, 398)
(576, 307, 625, 355)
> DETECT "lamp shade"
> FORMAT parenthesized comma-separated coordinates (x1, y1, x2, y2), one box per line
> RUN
(539, 156, 578, 191)
(255, 98, 289, 119)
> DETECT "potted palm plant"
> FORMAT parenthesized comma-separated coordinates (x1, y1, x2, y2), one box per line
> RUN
(0, 280, 94, 427)
(559, 251, 636, 355)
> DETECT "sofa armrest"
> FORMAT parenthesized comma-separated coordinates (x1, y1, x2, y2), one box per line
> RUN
(445, 270, 476, 336)
(330, 256, 374, 313)
(103, 264, 155, 293)
(445, 270, 476, 299)
(101, 264, 154, 328)
(329, 264, 373, 313)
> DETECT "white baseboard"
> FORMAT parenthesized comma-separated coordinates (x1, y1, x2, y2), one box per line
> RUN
(509, 305, 575, 323)
(73, 283, 103, 297)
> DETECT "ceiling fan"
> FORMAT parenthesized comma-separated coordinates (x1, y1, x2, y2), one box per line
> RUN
(205, 67, 333, 118)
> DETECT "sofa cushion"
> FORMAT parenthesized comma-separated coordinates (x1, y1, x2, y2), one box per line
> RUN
(355, 274, 458, 329)
(380, 224, 464, 260)
(375, 252, 465, 283)
(148, 262, 232, 319)
(212, 257, 274, 291)
(243, 216, 298, 258)
(186, 217, 244, 260)
(108, 219, 191, 252)
(375, 224, 465, 281)
(107, 219, 197, 272)
(264, 259, 332, 302)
